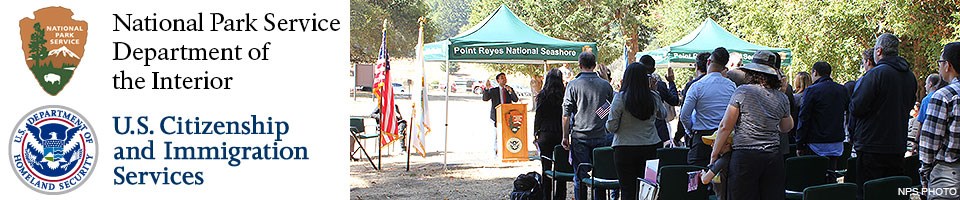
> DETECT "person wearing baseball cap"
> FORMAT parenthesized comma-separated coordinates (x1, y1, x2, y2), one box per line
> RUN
(710, 59, 794, 200)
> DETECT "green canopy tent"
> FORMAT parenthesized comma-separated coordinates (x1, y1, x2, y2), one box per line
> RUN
(637, 18, 792, 68)
(424, 5, 597, 64)
(422, 5, 596, 167)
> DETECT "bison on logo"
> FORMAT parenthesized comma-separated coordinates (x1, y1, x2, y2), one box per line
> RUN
(19, 7, 87, 96)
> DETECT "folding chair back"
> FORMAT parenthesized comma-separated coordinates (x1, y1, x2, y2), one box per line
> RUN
(656, 147, 689, 170)
(591, 147, 618, 181)
(802, 183, 856, 200)
(657, 165, 709, 200)
(553, 145, 574, 176)
(351, 117, 365, 134)
(785, 155, 829, 192)
(863, 176, 911, 200)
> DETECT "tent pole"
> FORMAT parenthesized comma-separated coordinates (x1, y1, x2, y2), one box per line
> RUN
(444, 60, 450, 170)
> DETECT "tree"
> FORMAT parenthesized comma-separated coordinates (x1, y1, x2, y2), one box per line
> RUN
(439, 62, 460, 73)
(29, 22, 48, 67)
(882, 0, 960, 96)
(647, 0, 730, 87)
(350, 0, 438, 63)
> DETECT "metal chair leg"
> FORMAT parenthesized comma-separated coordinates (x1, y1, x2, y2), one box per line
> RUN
(351, 132, 378, 170)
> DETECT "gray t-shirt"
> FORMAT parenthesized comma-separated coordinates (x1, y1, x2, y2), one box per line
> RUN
(730, 84, 791, 152)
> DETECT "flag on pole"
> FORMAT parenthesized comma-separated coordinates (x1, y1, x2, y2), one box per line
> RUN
(373, 21, 399, 148)
(410, 17, 430, 157)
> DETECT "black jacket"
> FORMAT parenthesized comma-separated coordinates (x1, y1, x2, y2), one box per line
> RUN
(655, 80, 680, 142)
(797, 77, 850, 145)
(849, 56, 917, 154)
(534, 93, 563, 134)
(483, 86, 519, 123)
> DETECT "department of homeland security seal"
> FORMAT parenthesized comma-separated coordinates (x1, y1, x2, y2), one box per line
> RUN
(9, 105, 97, 194)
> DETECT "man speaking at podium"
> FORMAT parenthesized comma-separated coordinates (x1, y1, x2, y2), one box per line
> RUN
(483, 72, 519, 158)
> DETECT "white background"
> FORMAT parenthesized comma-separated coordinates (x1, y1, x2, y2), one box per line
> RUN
(1, 0, 349, 199)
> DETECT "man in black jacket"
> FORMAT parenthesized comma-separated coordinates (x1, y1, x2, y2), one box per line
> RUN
(797, 61, 849, 170)
(849, 33, 917, 199)
(483, 73, 519, 157)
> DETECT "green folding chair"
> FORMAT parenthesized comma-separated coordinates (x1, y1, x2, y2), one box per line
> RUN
(543, 145, 573, 199)
(785, 155, 829, 200)
(579, 147, 619, 200)
(802, 183, 857, 200)
(657, 165, 709, 200)
(350, 117, 379, 170)
(863, 176, 911, 200)
(656, 147, 689, 170)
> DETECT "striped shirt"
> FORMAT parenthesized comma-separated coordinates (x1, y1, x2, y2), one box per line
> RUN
(919, 78, 960, 165)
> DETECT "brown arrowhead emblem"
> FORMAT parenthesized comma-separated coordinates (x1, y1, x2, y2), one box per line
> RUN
(19, 7, 87, 96)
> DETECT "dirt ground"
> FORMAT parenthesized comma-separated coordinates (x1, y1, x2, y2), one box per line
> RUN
(349, 151, 575, 200)
(349, 93, 581, 200)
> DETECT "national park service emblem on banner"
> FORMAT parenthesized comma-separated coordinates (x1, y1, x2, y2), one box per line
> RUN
(19, 7, 88, 96)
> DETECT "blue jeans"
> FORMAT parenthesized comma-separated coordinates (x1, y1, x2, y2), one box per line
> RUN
(571, 133, 615, 200)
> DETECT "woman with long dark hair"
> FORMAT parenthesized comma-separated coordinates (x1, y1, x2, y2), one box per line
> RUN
(534, 68, 566, 200)
(606, 57, 666, 200)
(710, 61, 794, 200)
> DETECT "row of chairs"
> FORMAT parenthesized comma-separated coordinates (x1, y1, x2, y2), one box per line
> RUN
(786, 154, 922, 200)
(542, 146, 707, 200)
(542, 146, 923, 200)
(777, 153, 921, 200)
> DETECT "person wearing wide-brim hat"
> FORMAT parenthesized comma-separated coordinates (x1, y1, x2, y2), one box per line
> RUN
(750, 50, 800, 160)
(709, 59, 795, 200)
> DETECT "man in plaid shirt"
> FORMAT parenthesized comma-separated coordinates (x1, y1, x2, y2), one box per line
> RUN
(919, 42, 960, 200)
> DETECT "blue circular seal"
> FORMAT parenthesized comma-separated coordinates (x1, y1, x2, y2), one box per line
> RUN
(9, 105, 98, 194)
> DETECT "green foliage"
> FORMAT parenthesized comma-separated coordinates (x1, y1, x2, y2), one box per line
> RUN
(647, 0, 730, 87)
(439, 62, 460, 73)
(426, 0, 472, 40)
(350, 0, 439, 63)
(649, 0, 959, 88)
(649, 0, 729, 49)
(29, 22, 48, 66)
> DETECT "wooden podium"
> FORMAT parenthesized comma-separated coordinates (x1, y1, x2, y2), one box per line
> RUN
(496, 104, 528, 162)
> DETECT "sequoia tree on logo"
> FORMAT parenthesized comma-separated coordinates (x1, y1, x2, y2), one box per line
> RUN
(19, 7, 87, 96)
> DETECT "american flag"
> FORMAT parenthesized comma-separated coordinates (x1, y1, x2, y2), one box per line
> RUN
(373, 29, 399, 148)
(596, 100, 611, 119)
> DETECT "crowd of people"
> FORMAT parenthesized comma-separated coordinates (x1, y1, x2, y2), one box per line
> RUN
(484, 33, 960, 200)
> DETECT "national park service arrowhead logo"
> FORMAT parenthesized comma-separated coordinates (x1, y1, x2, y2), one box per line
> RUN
(507, 109, 523, 133)
(19, 7, 87, 96)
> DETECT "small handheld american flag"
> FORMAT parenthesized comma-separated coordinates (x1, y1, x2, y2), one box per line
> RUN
(596, 100, 611, 119)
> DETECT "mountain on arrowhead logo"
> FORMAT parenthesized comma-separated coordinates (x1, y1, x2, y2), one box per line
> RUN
(19, 7, 87, 96)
